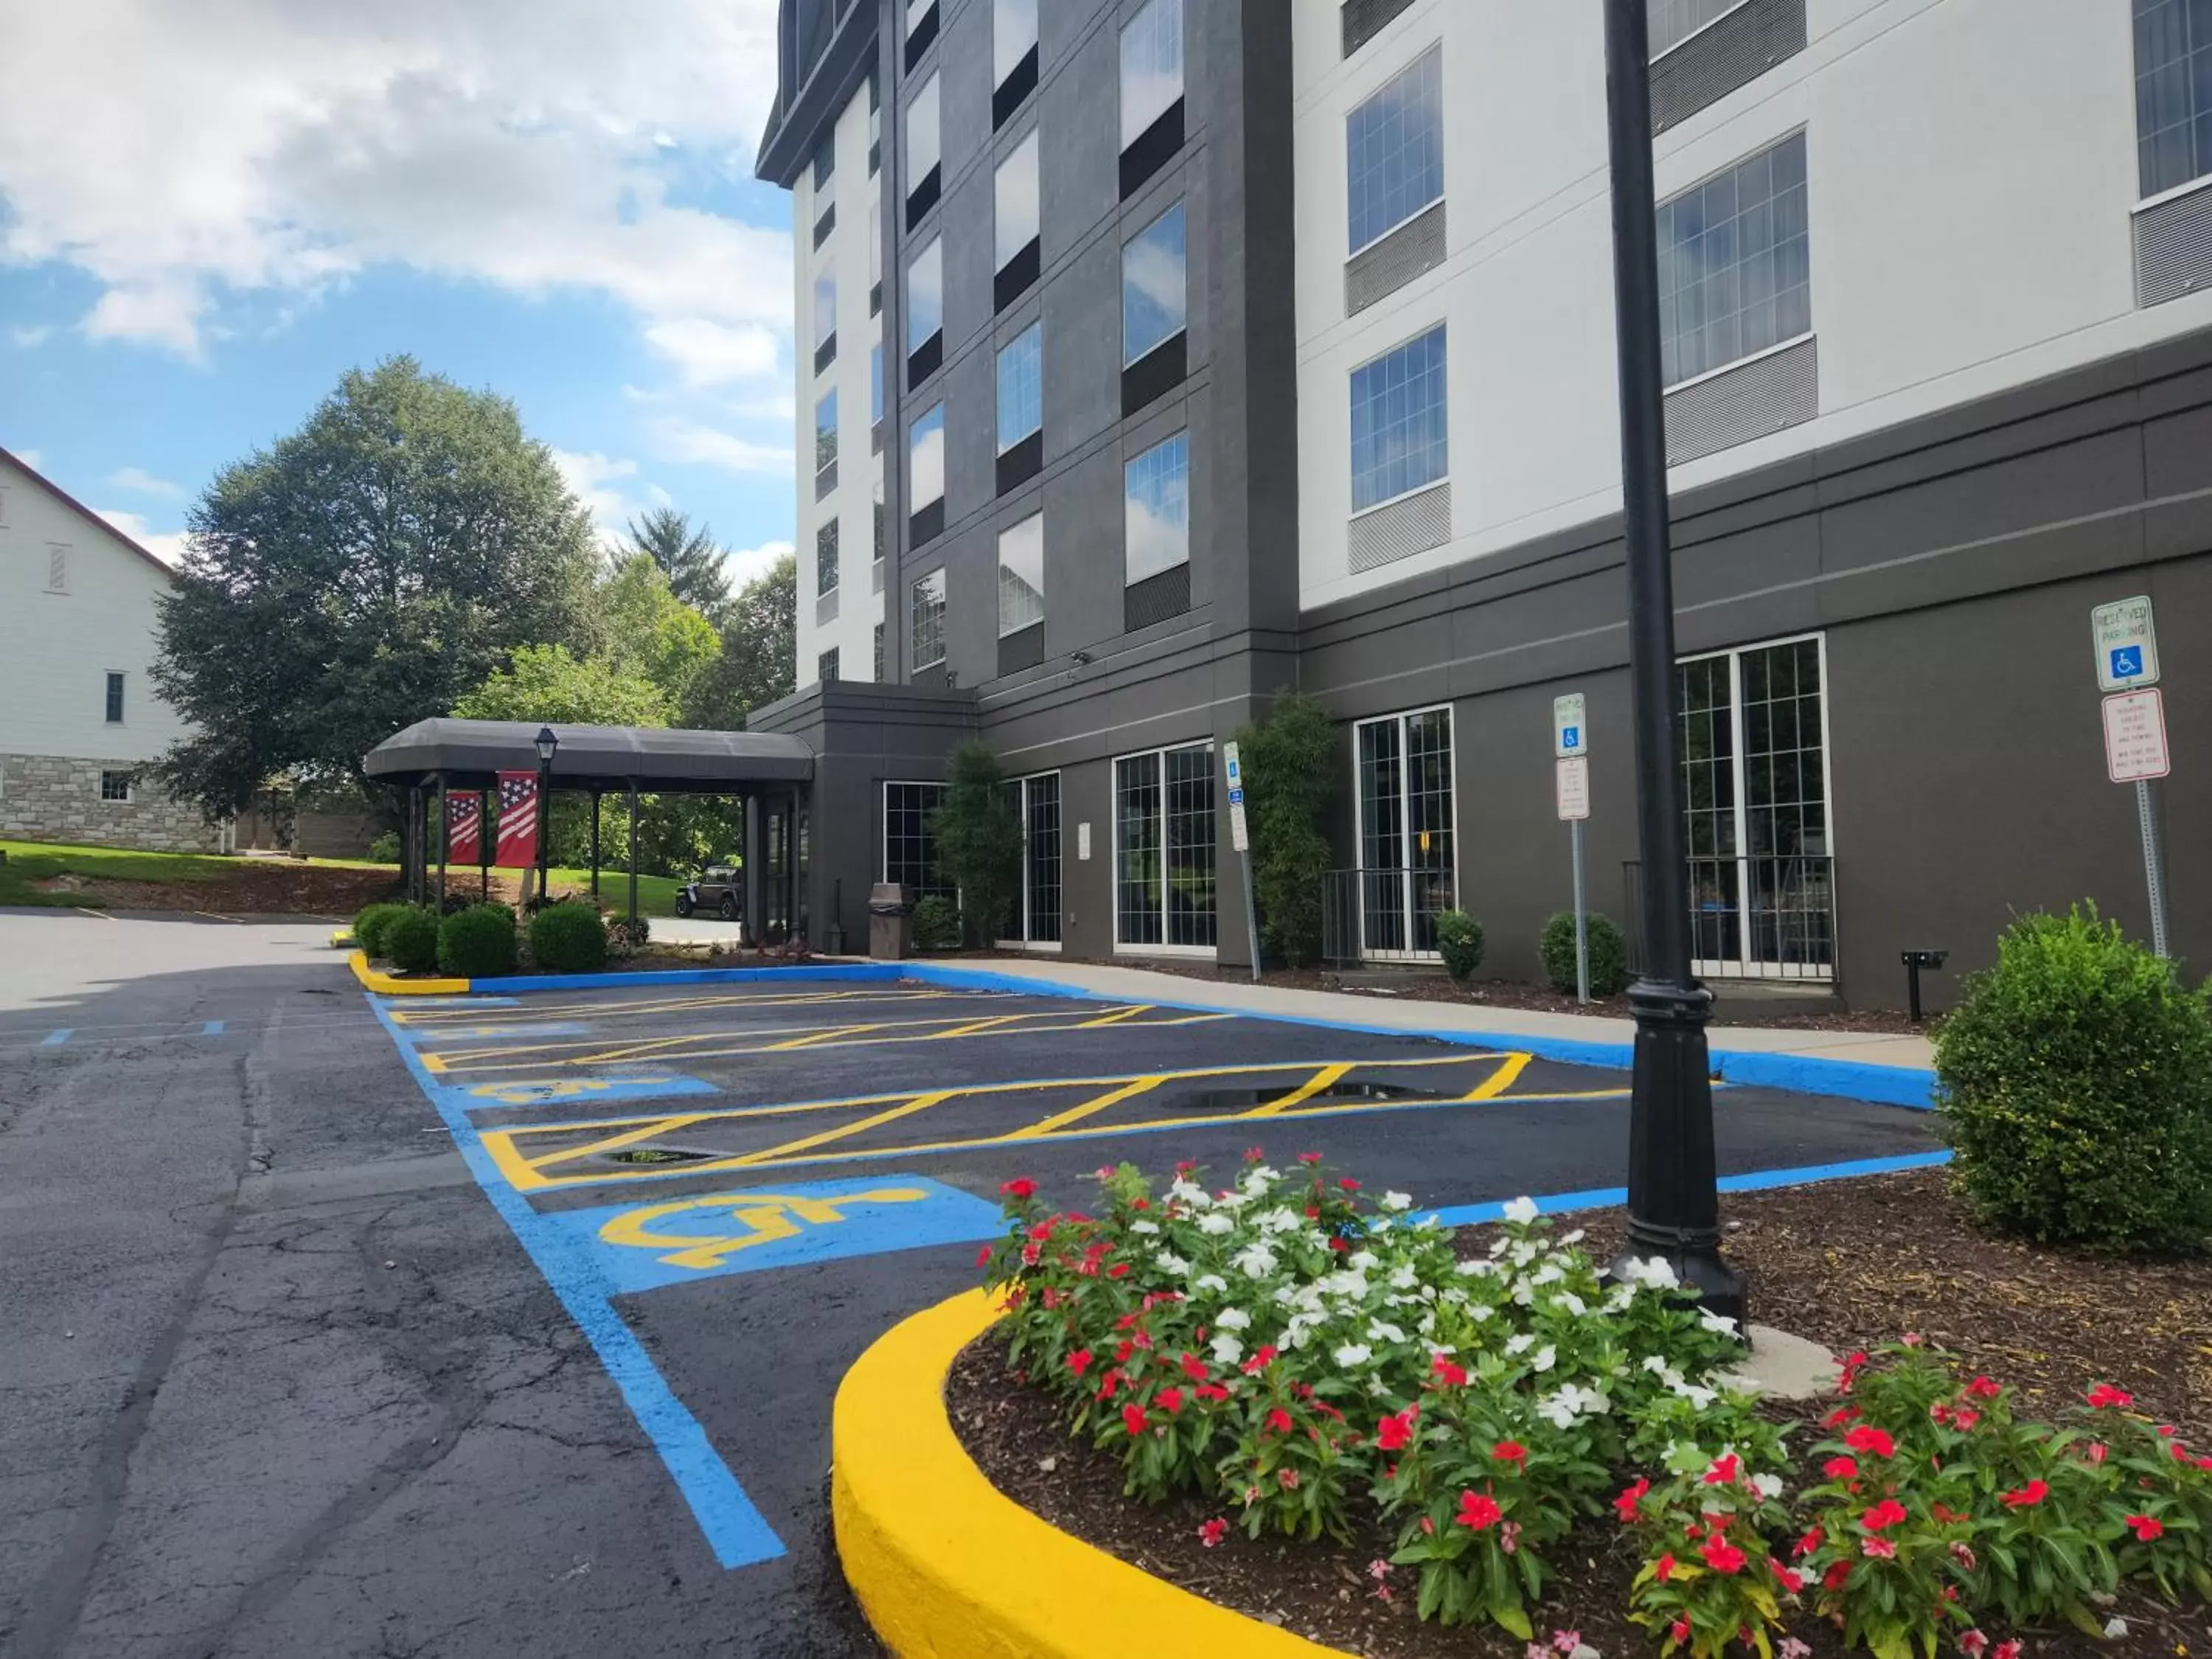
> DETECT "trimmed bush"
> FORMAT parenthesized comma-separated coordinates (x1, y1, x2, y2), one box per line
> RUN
(437, 905, 517, 978)
(1540, 909, 1632, 997)
(383, 907, 441, 975)
(911, 894, 962, 953)
(353, 902, 410, 957)
(368, 831, 402, 864)
(1432, 910, 1485, 981)
(529, 902, 608, 974)
(1936, 905, 2212, 1255)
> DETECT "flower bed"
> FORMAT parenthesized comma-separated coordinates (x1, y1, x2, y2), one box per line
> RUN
(960, 1164, 2211, 1659)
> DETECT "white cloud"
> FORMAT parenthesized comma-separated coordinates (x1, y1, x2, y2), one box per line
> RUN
(644, 318, 782, 389)
(0, 0, 790, 361)
(723, 538, 793, 589)
(94, 507, 190, 566)
(551, 448, 647, 549)
(652, 417, 794, 476)
(106, 465, 187, 499)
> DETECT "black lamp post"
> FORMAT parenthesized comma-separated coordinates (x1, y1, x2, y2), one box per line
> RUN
(1601, 0, 1744, 1321)
(535, 726, 559, 904)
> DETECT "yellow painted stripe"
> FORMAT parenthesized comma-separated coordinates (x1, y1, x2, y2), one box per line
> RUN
(1072, 1004, 1148, 1028)
(1014, 1076, 1168, 1138)
(527, 1113, 706, 1171)
(1241, 1062, 1354, 1117)
(1462, 1049, 1534, 1100)
(726, 1091, 957, 1167)
(479, 1130, 551, 1192)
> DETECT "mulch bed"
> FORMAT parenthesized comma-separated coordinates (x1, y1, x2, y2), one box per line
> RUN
(947, 1170, 2210, 1658)
(35, 863, 399, 915)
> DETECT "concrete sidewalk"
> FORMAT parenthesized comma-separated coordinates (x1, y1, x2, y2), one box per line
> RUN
(942, 956, 1935, 1074)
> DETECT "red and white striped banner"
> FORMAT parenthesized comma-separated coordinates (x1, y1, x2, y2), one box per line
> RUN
(495, 771, 540, 870)
(446, 793, 483, 866)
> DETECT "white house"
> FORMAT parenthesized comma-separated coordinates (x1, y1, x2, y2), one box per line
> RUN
(0, 446, 218, 852)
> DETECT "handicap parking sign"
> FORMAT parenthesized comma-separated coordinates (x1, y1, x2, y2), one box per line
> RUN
(2110, 645, 2143, 681)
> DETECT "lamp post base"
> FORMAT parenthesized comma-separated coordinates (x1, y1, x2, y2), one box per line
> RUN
(1607, 975, 1747, 1326)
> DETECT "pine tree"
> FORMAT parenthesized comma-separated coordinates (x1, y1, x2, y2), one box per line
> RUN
(625, 507, 732, 617)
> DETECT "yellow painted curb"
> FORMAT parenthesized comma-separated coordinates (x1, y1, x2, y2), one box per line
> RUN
(330, 929, 354, 949)
(832, 1285, 1344, 1659)
(347, 950, 471, 998)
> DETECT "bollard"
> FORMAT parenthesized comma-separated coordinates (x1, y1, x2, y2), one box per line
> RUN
(1899, 949, 1948, 1024)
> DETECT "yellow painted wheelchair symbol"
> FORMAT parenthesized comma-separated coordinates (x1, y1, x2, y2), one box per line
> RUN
(598, 1187, 931, 1270)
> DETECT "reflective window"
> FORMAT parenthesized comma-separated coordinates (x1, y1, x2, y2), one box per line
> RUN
(908, 237, 943, 353)
(1657, 131, 1809, 386)
(813, 135, 835, 190)
(1649, 0, 1745, 57)
(816, 517, 840, 596)
(1114, 742, 1214, 949)
(884, 780, 952, 897)
(815, 389, 839, 478)
(910, 568, 947, 668)
(998, 512, 1045, 636)
(910, 402, 945, 509)
(996, 321, 1043, 451)
(2136, 0, 2212, 197)
(1119, 0, 1184, 147)
(1354, 709, 1455, 956)
(995, 0, 1038, 87)
(1349, 324, 1447, 511)
(1121, 201, 1186, 366)
(813, 264, 836, 349)
(1123, 431, 1189, 585)
(908, 72, 941, 180)
(872, 342, 884, 425)
(995, 131, 1040, 268)
(1346, 45, 1444, 255)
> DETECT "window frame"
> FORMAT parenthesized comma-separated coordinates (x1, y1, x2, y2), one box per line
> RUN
(908, 236, 944, 355)
(994, 0, 1039, 90)
(1655, 128, 1811, 390)
(881, 779, 953, 899)
(1122, 429, 1191, 586)
(104, 671, 126, 725)
(994, 769, 1064, 950)
(1118, 0, 1185, 150)
(1111, 739, 1217, 956)
(907, 71, 942, 183)
(996, 509, 1045, 638)
(1344, 43, 1446, 260)
(995, 320, 1043, 454)
(813, 262, 837, 350)
(1348, 321, 1450, 515)
(994, 130, 1041, 271)
(1121, 200, 1188, 369)
(100, 771, 135, 804)
(816, 516, 841, 597)
(818, 647, 841, 684)
(1350, 704, 1459, 961)
(815, 389, 840, 483)
(910, 566, 948, 669)
(909, 401, 946, 512)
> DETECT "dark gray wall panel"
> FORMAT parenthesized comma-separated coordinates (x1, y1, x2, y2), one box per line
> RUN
(1664, 337, 1817, 465)
(1649, 0, 1805, 135)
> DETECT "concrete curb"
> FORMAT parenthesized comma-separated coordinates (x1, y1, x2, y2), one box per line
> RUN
(347, 950, 470, 997)
(832, 1284, 1340, 1659)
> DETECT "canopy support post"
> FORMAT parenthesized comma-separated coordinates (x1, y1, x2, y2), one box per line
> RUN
(436, 773, 448, 913)
(627, 779, 640, 925)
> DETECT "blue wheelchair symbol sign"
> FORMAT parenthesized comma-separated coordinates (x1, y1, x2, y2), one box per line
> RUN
(2110, 645, 2144, 680)
(1228, 786, 1245, 805)
(1561, 726, 1582, 751)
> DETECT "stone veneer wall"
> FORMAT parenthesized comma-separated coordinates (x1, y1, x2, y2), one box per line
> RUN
(0, 754, 219, 852)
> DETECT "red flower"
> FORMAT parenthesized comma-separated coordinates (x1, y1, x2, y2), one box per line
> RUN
(1175, 1159, 1199, 1175)
(1823, 1403, 1863, 1428)
(1242, 1346, 1279, 1374)
(1993, 1644, 2021, 1659)
(2086, 1383, 2134, 1410)
(1266, 1408, 1294, 1436)
(1454, 1490, 1502, 1531)
(1431, 1354, 1468, 1388)
(1297, 1152, 1323, 1164)
(1703, 1453, 1741, 1486)
(2126, 1513, 2164, 1542)
(1020, 1241, 1041, 1266)
(1823, 1559, 1853, 1592)
(1339, 1177, 1360, 1192)
(1845, 1425, 1896, 1460)
(1952, 1407, 1980, 1432)
(1107, 1262, 1130, 1279)
(1792, 1526, 1823, 1559)
(1862, 1536, 1897, 1559)
(2084, 1441, 2108, 1466)
(1179, 1352, 1209, 1382)
(1000, 1178, 1036, 1200)
(1770, 1559, 1805, 1595)
(1157, 1387, 1185, 1415)
(1701, 1535, 1748, 1574)
(1193, 1382, 1231, 1402)
(1614, 1478, 1650, 1523)
(1376, 1408, 1419, 1452)
(974, 1244, 992, 1267)
(1960, 1631, 1989, 1658)
(1824, 1455, 1860, 1481)
(1838, 1350, 1871, 1391)
(1999, 1479, 2048, 1510)
(1097, 1369, 1120, 1401)
(1655, 1552, 1676, 1582)
(1669, 1618, 1691, 1645)
(1492, 1440, 1528, 1470)
(1965, 1374, 2002, 1399)
(1197, 1517, 1227, 1547)
(1328, 1237, 1350, 1253)
(1861, 1498, 1908, 1533)
(1121, 1402, 1147, 1436)
(1068, 1349, 1093, 1377)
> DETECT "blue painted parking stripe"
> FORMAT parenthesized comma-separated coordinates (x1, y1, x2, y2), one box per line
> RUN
(40, 1029, 71, 1046)
(363, 993, 785, 1570)
(1416, 1148, 1952, 1230)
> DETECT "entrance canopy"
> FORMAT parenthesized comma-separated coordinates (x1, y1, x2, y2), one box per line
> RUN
(364, 718, 813, 795)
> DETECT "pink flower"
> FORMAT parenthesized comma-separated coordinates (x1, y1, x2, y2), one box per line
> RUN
(1455, 1490, 1502, 1531)
(1779, 1641, 1812, 1659)
(1863, 1536, 1898, 1559)
(1500, 1519, 1522, 1555)
(2126, 1513, 2164, 1542)
(1960, 1632, 1989, 1658)
(1993, 1644, 2023, 1659)
(1670, 1618, 1691, 1645)
(974, 1243, 992, 1267)
(1277, 1467, 1300, 1490)
(1197, 1517, 1228, 1548)
(2084, 1441, 2108, 1466)
(1950, 1542, 1978, 1571)
(1553, 1633, 1582, 1655)
(1999, 1479, 2048, 1510)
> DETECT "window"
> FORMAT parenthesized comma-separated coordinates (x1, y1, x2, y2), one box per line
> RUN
(906, 0, 941, 67)
(1124, 431, 1189, 584)
(1657, 131, 1809, 386)
(995, 0, 1038, 88)
(45, 545, 69, 594)
(1001, 772, 1061, 945)
(813, 136, 835, 191)
(995, 132, 1040, 270)
(996, 322, 1043, 452)
(819, 647, 841, 684)
(883, 780, 952, 897)
(1649, 0, 1745, 58)
(1122, 201, 1186, 366)
(1678, 634, 1833, 978)
(910, 402, 945, 511)
(873, 621, 886, 682)
(873, 473, 886, 561)
(908, 237, 943, 356)
(998, 512, 1044, 636)
(911, 567, 947, 668)
(1114, 742, 1214, 950)
(2137, 0, 2212, 197)
(100, 771, 133, 803)
(869, 201, 883, 291)
(813, 263, 837, 361)
(1120, 0, 1184, 147)
(815, 389, 839, 488)
(1354, 708, 1455, 956)
(908, 72, 941, 189)
(105, 672, 125, 724)
(1346, 46, 1444, 257)
(1350, 324, 1448, 511)
(872, 342, 885, 428)
(869, 75, 882, 173)
(817, 517, 841, 596)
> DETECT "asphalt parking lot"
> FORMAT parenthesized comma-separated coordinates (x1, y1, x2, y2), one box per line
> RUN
(1, 917, 1941, 1659)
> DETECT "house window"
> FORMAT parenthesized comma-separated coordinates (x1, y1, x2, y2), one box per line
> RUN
(813, 263, 837, 364)
(869, 75, 882, 173)
(883, 780, 952, 897)
(911, 567, 947, 668)
(1120, 0, 1184, 148)
(998, 512, 1045, 636)
(1354, 707, 1455, 956)
(1346, 44, 1444, 255)
(999, 771, 1062, 945)
(105, 672, 125, 724)
(907, 72, 942, 214)
(1122, 201, 1186, 366)
(100, 771, 134, 803)
(910, 402, 945, 513)
(1114, 741, 1214, 951)
(869, 200, 883, 294)
(995, 131, 1040, 271)
(1350, 324, 1448, 511)
(817, 517, 841, 596)
(819, 647, 841, 684)
(1649, 0, 1745, 58)
(908, 237, 943, 362)
(873, 621, 885, 681)
(46, 545, 69, 594)
(2137, 0, 2212, 197)
(1124, 431, 1189, 585)
(871, 341, 884, 431)
(1658, 131, 1809, 386)
(996, 321, 1043, 453)
(873, 474, 886, 561)
(815, 389, 839, 493)
(995, 0, 1039, 94)
(813, 135, 835, 191)
(1677, 633, 1833, 978)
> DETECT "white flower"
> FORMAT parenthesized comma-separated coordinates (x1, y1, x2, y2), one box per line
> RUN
(1333, 1342, 1374, 1368)
(1698, 1310, 1741, 1338)
(1457, 1257, 1500, 1278)
(1509, 1242, 1540, 1267)
(1621, 1256, 1679, 1292)
(1380, 1190, 1414, 1212)
(1439, 1286, 1469, 1307)
(1487, 1237, 1512, 1259)
(1530, 1344, 1557, 1373)
(1530, 1263, 1566, 1288)
(1559, 1228, 1587, 1246)
(1193, 1273, 1228, 1295)
(1209, 1332, 1245, 1366)
(1166, 1179, 1212, 1208)
(1750, 1473, 1784, 1500)
(1347, 1250, 1380, 1271)
(1197, 1211, 1236, 1236)
(1569, 1645, 1601, 1659)
(1669, 1377, 1718, 1410)
(1641, 1354, 1670, 1375)
(1130, 1218, 1161, 1235)
(1366, 1320, 1406, 1345)
(1503, 1196, 1540, 1225)
(1240, 1166, 1280, 1192)
(2104, 1618, 2129, 1640)
(1512, 1281, 1535, 1307)
(1505, 1333, 1535, 1357)
(1604, 1284, 1637, 1313)
(1154, 1250, 1191, 1276)
(1215, 1307, 1252, 1331)
(1467, 1304, 1495, 1323)
(1256, 1206, 1301, 1235)
(1416, 1310, 1438, 1337)
(1232, 1243, 1279, 1279)
(1553, 1292, 1587, 1318)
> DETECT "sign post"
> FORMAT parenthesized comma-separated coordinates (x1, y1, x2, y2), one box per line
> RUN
(2092, 598, 2171, 958)
(1554, 695, 1592, 1003)
(1223, 742, 1261, 984)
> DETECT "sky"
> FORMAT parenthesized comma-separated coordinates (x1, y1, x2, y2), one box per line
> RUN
(0, 0, 800, 585)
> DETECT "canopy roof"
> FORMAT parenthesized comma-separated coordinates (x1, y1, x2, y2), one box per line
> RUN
(363, 718, 812, 795)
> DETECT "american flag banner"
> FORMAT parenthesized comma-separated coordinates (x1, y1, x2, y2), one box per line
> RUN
(445, 793, 483, 866)
(495, 771, 540, 869)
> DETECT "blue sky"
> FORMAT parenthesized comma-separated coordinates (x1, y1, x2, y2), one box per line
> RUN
(0, 0, 800, 584)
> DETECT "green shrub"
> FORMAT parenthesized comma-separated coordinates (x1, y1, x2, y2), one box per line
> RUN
(352, 902, 409, 957)
(1539, 909, 1632, 997)
(1234, 691, 1339, 968)
(1433, 910, 1485, 980)
(384, 907, 441, 975)
(1935, 905, 2212, 1255)
(437, 905, 518, 978)
(911, 894, 963, 953)
(367, 831, 402, 864)
(529, 902, 609, 974)
(928, 741, 1022, 944)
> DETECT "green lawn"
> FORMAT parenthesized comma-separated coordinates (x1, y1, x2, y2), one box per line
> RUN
(549, 867, 684, 918)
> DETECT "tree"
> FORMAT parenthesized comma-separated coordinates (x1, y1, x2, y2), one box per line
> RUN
(451, 644, 669, 728)
(149, 357, 598, 818)
(625, 507, 732, 617)
(928, 740, 1024, 944)
(1234, 691, 1339, 968)
(684, 552, 797, 730)
(599, 553, 721, 711)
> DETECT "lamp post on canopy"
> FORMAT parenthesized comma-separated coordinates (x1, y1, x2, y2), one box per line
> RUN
(535, 726, 559, 904)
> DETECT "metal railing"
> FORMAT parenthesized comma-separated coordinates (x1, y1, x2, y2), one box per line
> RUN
(1321, 866, 1457, 967)
(1622, 855, 1837, 984)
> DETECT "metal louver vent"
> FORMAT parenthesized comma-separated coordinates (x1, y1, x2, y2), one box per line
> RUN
(2137, 185, 2212, 307)
(1124, 562, 1191, 632)
(1651, 0, 1805, 136)
(1340, 0, 1416, 58)
(1346, 202, 1447, 317)
(1663, 336, 1818, 465)
(1348, 481, 1451, 574)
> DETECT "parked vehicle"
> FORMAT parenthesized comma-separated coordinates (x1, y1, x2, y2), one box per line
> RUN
(673, 862, 742, 919)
